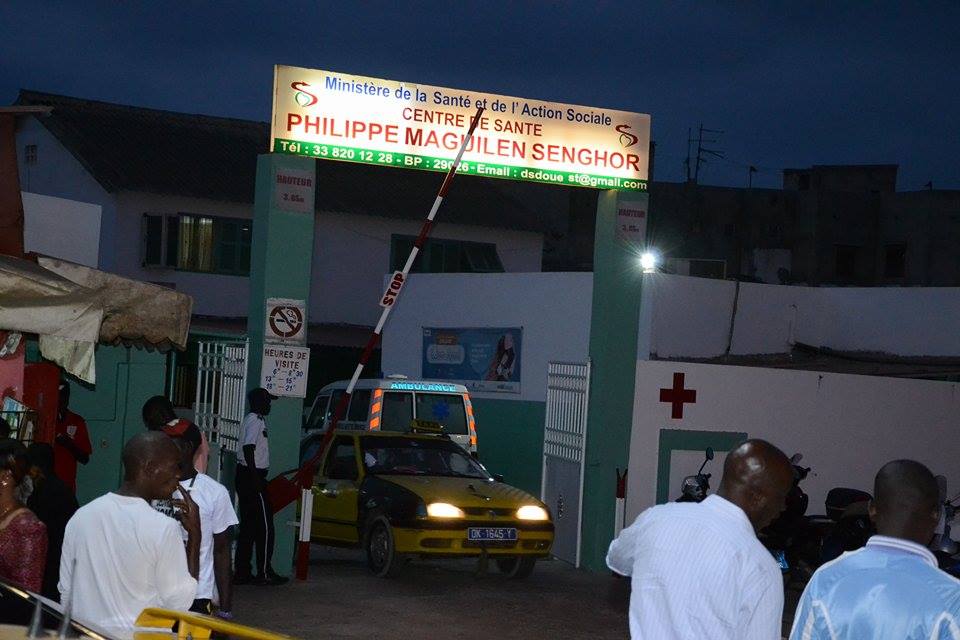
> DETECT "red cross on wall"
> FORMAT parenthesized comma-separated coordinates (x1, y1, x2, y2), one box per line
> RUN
(660, 372, 697, 419)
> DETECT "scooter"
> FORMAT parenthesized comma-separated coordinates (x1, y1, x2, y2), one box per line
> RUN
(818, 487, 874, 564)
(762, 454, 873, 583)
(760, 453, 822, 578)
(676, 448, 714, 502)
(929, 476, 960, 577)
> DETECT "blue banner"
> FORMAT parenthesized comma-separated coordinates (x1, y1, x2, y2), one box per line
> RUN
(422, 327, 522, 394)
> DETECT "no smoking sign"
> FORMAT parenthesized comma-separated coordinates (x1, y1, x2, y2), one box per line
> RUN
(264, 298, 307, 344)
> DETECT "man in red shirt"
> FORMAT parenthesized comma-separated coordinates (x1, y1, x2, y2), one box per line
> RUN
(53, 382, 91, 494)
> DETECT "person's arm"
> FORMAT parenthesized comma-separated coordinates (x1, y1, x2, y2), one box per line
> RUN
(241, 414, 266, 490)
(155, 519, 198, 611)
(58, 520, 76, 604)
(743, 565, 786, 640)
(213, 529, 233, 613)
(173, 488, 202, 580)
(194, 432, 210, 474)
(56, 423, 91, 465)
(787, 577, 817, 640)
(605, 511, 647, 577)
(13, 518, 47, 593)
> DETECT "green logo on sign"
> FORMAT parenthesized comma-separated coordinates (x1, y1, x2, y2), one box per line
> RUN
(291, 81, 318, 107)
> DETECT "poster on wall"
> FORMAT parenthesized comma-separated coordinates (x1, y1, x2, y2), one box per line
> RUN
(422, 327, 522, 394)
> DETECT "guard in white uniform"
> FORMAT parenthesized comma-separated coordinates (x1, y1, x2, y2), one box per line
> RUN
(234, 387, 287, 585)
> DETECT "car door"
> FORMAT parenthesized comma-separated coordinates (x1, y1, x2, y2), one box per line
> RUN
(311, 435, 362, 544)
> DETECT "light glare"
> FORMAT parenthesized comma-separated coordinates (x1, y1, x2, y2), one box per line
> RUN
(640, 251, 658, 273)
(516, 505, 549, 521)
(426, 502, 465, 518)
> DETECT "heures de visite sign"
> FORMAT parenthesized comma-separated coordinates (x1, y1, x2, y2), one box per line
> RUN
(270, 65, 650, 191)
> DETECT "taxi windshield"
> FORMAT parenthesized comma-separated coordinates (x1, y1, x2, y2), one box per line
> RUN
(361, 436, 490, 480)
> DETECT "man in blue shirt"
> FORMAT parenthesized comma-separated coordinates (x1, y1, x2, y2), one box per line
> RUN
(790, 459, 960, 640)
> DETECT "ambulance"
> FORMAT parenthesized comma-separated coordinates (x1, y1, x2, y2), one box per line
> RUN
(302, 376, 479, 455)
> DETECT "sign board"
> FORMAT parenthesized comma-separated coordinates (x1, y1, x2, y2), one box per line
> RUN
(274, 168, 315, 213)
(616, 200, 648, 245)
(265, 298, 306, 345)
(271, 65, 650, 192)
(422, 327, 522, 394)
(261, 344, 310, 398)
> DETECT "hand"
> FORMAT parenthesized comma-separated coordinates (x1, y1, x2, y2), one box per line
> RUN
(173, 489, 201, 539)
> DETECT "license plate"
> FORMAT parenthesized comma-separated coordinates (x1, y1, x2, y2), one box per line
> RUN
(468, 527, 518, 542)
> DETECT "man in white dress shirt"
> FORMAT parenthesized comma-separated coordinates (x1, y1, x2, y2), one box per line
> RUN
(59, 431, 200, 635)
(607, 439, 794, 640)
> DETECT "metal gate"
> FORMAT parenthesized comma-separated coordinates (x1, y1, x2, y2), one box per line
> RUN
(194, 339, 248, 481)
(541, 360, 590, 567)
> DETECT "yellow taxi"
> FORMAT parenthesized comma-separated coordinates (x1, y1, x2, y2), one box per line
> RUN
(302, 427, 553, 578)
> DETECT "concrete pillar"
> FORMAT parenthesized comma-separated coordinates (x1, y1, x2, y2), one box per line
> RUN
(247, 153, 316, 574)
(579, 189, 649, 571)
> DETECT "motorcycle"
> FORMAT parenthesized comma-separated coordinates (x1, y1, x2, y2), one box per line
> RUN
(676, 447, 714, 502)
(761, 454, 873, 584)
(929, 476, 960, 577)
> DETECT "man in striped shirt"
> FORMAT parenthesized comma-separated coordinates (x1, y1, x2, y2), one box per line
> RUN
(790, 460, 960, 640)
(607, 439, 794, 639)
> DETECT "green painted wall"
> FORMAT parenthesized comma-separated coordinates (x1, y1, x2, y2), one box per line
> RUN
(581, 190, 650, 571)
(247, 153, 317, 575)
(472, 399, 545, 497)
(71, 345, 167, 505)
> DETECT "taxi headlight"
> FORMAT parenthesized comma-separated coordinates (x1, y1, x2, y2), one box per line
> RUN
(426, 502, 466, 518)
(516, 505, 549, 521)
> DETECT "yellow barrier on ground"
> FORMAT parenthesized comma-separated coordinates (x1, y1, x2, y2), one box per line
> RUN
(134, 609, 299, 640)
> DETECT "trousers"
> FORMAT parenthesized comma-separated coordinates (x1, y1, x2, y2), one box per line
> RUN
(234, 465, 275, 578)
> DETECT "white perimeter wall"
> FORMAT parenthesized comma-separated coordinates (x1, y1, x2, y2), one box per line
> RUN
(381, 272, 592, 402)
(310, 213, 543, 327)
(645, 273, 960, 358)
(114, 191, 543, 322)
(625, 359, 960, 521)
(22, 191, 101, 267)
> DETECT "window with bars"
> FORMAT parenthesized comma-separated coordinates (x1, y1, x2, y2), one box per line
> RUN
(389, 235, 504, 273)
(142, 213, 252, 275)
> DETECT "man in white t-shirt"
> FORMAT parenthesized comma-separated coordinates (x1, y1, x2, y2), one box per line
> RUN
(160, 419, 239, 619)
(234, 387, 287, 586)
(59, 432, 200, 635)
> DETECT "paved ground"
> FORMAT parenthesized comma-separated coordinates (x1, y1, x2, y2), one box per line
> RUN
(234, 547, 802, 639)
(234, 547, 630, 639)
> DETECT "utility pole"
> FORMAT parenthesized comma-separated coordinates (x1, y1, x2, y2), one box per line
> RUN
(693, 124, 724, 184)
(685, 127, 692, 182)
(748, 165, 757, 189)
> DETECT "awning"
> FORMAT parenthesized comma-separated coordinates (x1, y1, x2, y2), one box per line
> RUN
(0, 254, 193, 382)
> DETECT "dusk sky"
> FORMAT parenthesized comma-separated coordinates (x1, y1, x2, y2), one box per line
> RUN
(2, 2, 957, 190)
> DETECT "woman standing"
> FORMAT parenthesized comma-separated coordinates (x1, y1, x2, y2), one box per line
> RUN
(0, 438, 47, 594)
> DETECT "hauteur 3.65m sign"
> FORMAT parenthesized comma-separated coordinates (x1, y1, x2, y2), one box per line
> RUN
(270, 65, 650, 191)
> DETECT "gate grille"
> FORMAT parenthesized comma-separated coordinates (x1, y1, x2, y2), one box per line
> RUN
(194, 339, 248, 454)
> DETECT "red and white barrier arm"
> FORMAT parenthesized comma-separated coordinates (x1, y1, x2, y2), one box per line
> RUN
(296, 105, 485, 488)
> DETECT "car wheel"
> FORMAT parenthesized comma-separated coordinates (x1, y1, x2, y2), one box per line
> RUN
(495, 556, 536, 579)
(365, 516, 404, 578)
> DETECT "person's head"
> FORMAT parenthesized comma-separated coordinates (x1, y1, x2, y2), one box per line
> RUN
(26, 442, 55, 481)
(717, 439, 794, 531)
(58, 381, 71, 414)
(0, 418, 11, 439)
(121, 431, 181, 500)
(0, 438, 28, 498)
(161, 419, 202, 479)
(870, 459, 941, 545)
(248, 387, 276, 416)
(142, 395, 177, 431)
